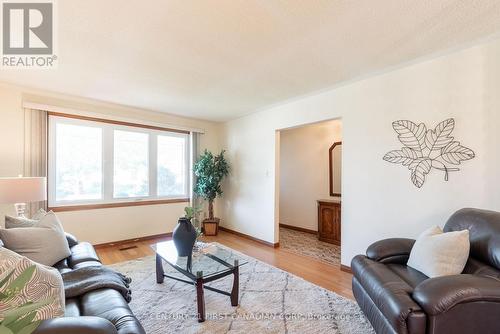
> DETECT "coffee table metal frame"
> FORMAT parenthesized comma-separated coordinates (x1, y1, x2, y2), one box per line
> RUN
(155, 247, 241, 322)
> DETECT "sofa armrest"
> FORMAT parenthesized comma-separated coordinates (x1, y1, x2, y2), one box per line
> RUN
(34, 316, 118, 334)
(366, 238, 415, 264)
(65, 232, 79, 248)
(413, 274, 500, 316)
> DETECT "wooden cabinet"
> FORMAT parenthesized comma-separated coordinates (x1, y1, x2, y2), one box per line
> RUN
(317, 200, 341, 245)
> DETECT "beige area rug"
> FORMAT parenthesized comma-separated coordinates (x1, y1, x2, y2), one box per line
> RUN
(279, 227, 341, 266)
(110, 244, 373, 334)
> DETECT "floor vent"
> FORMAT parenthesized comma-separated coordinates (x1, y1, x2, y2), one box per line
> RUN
(119, 245, 138, 251)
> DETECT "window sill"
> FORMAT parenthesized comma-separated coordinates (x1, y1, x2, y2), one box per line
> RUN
(49, 198, 190, 212)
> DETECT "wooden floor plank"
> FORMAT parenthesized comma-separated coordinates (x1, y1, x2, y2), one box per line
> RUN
(95, 231, 354, 299)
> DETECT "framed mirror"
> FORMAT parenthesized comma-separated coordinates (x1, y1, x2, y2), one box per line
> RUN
(329, 141, 342, 196)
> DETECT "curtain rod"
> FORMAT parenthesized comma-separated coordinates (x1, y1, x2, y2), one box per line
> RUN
(22, 102, 205, 134)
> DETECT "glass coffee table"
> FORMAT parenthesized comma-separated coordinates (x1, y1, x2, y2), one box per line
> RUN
(152, 241, 248, 322)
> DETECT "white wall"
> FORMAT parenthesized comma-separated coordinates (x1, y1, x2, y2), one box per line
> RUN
(484, 41, 500, 211)
(220, 38, 500, 266)
(279, 120, 342, 231)
(0, 83, 222, 244)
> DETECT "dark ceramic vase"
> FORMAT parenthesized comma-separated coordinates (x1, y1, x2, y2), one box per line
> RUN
(172, 217, 197, 257)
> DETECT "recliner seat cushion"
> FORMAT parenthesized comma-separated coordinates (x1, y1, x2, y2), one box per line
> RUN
(386, 264, 428, 288)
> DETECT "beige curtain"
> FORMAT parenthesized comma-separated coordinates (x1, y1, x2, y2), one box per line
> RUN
(191, 132, 206, 229)
(190, 132, 200, 206)
(24, 108, 48, 217)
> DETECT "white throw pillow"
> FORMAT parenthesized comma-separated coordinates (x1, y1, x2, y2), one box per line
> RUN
(407, 225, 470, 278)
(5, 209, 48, 229)
(0, 211, 71, 266)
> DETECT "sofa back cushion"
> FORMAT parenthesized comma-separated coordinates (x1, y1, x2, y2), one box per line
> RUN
(444, 208, 500, 270)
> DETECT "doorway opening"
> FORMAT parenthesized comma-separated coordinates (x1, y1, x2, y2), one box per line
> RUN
(276, 118, 342, 267)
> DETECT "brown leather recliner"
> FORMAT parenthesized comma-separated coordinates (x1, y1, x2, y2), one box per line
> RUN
(32, 234, 146, 334)
(351, 208, 500, 334)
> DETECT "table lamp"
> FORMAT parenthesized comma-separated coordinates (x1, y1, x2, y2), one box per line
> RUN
(0, 176, 47, 217)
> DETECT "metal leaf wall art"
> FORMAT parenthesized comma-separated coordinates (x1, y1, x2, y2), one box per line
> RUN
(383, 118, 475, 188)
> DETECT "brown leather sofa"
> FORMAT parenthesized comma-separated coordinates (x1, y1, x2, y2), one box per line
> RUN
(351, 208, 500, 334)
(33, 234, 146, 334)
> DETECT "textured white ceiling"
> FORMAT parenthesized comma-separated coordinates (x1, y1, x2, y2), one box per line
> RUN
(2, 0, 500, 121)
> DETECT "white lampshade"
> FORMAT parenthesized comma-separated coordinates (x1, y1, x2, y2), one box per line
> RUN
(0, 177, 47, 203)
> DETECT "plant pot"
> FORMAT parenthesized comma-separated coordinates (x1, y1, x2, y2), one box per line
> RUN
(202, 218, 220, 236)
(172, 217, 197, 257)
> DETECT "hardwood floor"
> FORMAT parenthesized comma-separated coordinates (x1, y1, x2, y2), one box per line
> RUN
(95, 230, 354, 299)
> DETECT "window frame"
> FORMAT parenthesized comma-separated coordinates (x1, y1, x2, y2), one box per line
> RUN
(47, 113, 191, 211)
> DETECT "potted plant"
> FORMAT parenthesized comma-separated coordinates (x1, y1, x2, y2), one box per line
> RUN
(172, 206, 204, 257)
(184, 206, 203, 240)
(193, 150, 229, 236)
